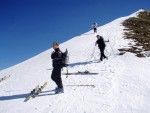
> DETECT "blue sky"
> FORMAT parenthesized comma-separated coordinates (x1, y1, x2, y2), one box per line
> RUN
(0, 0, 149, 70)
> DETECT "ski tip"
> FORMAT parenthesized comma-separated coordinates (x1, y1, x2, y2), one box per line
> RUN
(42, 82, 48, 87)
(44, 82, 47, 83)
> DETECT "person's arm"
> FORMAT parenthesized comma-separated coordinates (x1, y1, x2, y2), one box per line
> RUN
(101, 37, 109, 42)
(95, 41, 98, 46)
(51, 51, 55, 59)
(104, 40, 109, 42)
(96, 23, 98, 27)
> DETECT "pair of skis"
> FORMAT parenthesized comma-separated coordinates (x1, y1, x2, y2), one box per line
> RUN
(24, 82, 47, 102)
(0, 75, 10, 83)
(64, 70, 99, 75)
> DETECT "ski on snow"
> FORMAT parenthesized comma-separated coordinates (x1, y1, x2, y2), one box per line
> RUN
(63, 70, 99, 75)
(0, 75, 10, 83)
(24, 85, 40, 102)
(24, 82, 47, 102)
(32, 82, 48, 97)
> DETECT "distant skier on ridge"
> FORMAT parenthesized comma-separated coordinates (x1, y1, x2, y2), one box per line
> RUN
(95, 35, 107, 61)
(92, 22, 98, 33)
(51, 42, 65, 94)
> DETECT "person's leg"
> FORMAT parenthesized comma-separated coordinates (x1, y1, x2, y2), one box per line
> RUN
(100, 48, 103, 61)
(94, 28, 96, 33)
(102, 47, 107, 58)
(55, 67, 63, 88)
(95, 28, 97, 33)
(54, 67, 64, 93)
(51, 69, 57, 83)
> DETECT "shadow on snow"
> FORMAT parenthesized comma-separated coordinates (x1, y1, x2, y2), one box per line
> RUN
(0, 93, 29, 101)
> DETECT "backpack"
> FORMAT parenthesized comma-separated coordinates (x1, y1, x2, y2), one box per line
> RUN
(61, 49, 69, 67)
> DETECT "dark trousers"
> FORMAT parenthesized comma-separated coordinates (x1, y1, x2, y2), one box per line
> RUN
(100, 47, 106, 61)
(94, 28, 97, 33)
(51, 67, 63, 88)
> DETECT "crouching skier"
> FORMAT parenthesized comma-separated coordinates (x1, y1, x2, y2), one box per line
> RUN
(51, 42, 65, 94)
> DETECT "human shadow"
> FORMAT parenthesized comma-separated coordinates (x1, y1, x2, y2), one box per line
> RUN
(46, 61, 93, 70)
(36, 89, 57, 97)
(0, 93, 29, 101)
(38, 93, 56, 97)
(0, 89, 59, 101)
(68, 60, 98, 68)
(41, 89, 55, 94)
(36, 84, 96, 97)
(46, 59, 99, 70)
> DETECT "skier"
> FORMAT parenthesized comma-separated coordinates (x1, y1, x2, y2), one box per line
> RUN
(51, 42, 64, 94)
(92, 22, 98, 33)
(95, 35, 107, 61)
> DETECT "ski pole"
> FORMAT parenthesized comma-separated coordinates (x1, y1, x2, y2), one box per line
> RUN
(66, 52, 69, 78)
(66, 67, 69, 78)
(91, 45, 96, 58)
(108, 39, 115, 56)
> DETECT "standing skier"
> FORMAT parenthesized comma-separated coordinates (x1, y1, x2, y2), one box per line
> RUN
(51, 42, 64, 94)
(95, 35, 107, 61)
(92, 22, 98, 33)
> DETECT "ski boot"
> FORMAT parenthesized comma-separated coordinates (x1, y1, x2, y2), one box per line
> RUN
(55, 88, 64, 94)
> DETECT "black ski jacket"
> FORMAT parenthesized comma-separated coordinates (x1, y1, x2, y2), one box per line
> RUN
(51, 48, 63, 68)
(96, 37, 106, 49)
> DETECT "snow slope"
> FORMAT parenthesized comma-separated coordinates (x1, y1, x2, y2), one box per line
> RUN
(0, 9, 150, 113)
